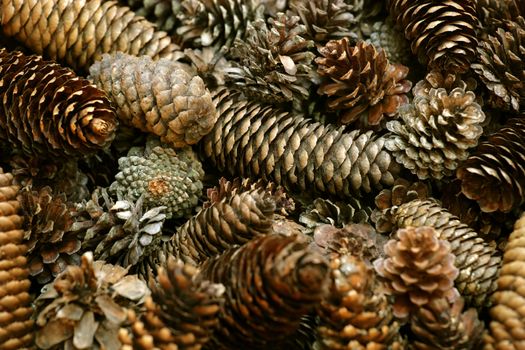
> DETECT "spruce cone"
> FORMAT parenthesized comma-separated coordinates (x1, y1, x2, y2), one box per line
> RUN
(18, 186, 80, 285)
(361, 17, 411, 65)
(89, 53, 217, 148)
(35, 252, 149, 350)
(316, 39, 411, 126)
(110, 144, 204, 219)
(198, 234, 330, 349)
(386, 76, 485, 180)
(457, 117, 525, 213)
(388, 0, 478, 74)
(0, 49, 117, 158)
(202, 88, 401, 198)
(484, 213, 525, 350)
(299, 198, 372, 232)
(1, 0, 182, 73)
(0, 171, 34, 350)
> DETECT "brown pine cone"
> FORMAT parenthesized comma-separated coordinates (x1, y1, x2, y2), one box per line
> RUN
(360, 17, 411, 65)
(0, 49, 117, 158)
(1, 0, 182, 73)
(299, 198, 372, 232)
(388, 0, 478, 74)
(0, 170, 33, 350)
(89, 53, 217, 148)
(316, 39, 411, 126)
(202, 87, 401, 199)
(197, 234, 330, 349)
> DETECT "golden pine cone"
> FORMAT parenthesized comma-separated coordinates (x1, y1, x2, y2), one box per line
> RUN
(0, 48, 117, 158)
(89, 53, 217, 148)
(1, 0, 182, 73)
(316, 39, 411, 126)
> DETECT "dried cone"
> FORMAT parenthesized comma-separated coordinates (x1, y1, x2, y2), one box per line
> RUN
(120, 0, 180, 33)
(202, 87, 401, 198)
(0, 49, 117, 158)
(0, 0, 182, 73)
(18, 186, 80, 285)
(316, 39, 411, 126)
(388, 0, 478, 74)
(89, 53, 217, 148)
(299, 197, 372, 231)
(484, 213, 525, 349)
(457, 117, 525, 213)
(360, 17, 411, 65)
(475, 0, 525, 34)
(0, 170, 34, 350)
(198, 234, 330, 349)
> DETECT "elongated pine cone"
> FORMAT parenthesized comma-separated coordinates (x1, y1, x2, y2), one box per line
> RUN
(484, 213, 525, 349)
(89, 53, 217, 147)
(35, 252, 149, 350)
(202, 88, 401, 198)
(0, 171, 33, 350)
(386, 76, 485, 180)
(0, 49, 117, 158)
(198, 234, 329, 349)
(120, 258, 224, 350)
(457, 117, 525, 213)
(1, 0, 182, 72)
(388, 0, 478, 74)
(316, 39, 411, 126)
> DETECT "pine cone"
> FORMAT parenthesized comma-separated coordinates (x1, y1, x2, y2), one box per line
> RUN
(386, 75, 485, 180)
(0, 49, 117, 158)
(0, 171, 34, 350)
(484, 213, 525, 350)
(316, 39, 411, 126)
(1, 0, 182, 73)
(202, 88, 401, 198)
(120, 0, 180, 33)
(109, 144, 204, 219)
(360, 17, 411, 65)
(183, 47, 232, 89)
(457, 117, 525, 213)
(35, 252, 149, 350)
(388, 0, 478, 74)
(18, 186, 80, 285)
(89, 53, 217, 148)
(198, 234, 330, 349)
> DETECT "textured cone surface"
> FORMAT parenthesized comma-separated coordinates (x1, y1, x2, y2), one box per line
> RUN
(457, 117, 525, 213)
(202, 87, 400, 198)
(89, 53, 217, 147)
(120, 0, 180, 33)
(198, 234, 329, 349)
(388, 0, 478, 74)
(484, 213, 525, 350)
(1, 0, 182, 73)
(0, 170, 34, 350)
(361, 17, 411, 65)
(299, 198, 372, 231)
(316, 39, 411, 126)
(0, 49, 117, 158)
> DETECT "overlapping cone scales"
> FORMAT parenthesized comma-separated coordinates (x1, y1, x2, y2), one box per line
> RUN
(122, 0, 179, 33)
(0, 0, 182, 72)
(0, 171, 33, 350)
(361, 18, 411, 65)
(90, 53, 217, 147)
(0, 48, 117, 157)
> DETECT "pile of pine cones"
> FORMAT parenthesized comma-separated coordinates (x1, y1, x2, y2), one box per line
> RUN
(0, 0, 525, 349)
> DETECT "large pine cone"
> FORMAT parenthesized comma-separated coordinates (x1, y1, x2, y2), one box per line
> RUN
(316, 39, 411, 126)
(1, 0, 182, 73)
(89, 53, 217, 148)
(198, 234, 329, 349)
(0, 49, 117, 158)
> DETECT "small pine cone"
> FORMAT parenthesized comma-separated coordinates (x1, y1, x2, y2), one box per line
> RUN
(0, 171, 34, 350)
(388, 0, 478, 74)
(18, 186, 80, 285)
(316, 254, 403, 350)
(226, 13, 316, 104)
(386, 76, 485, 180)
(0, 49, 117, 158)
(457, 117, 525, 213)
(202, 88, 401, 198)
(316, 39, 411, 126)
(360, 17, 411, 65)
(110, 144, 204, 219)
(198, 234, 330, 349)
(484, 213, 525, 349)
(89, 53, 217, 148)
(0, 0, 182, 73)
(299, 198, 372, 232)
(35, 252, 149, 350)
(120, 0, 180, 33)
